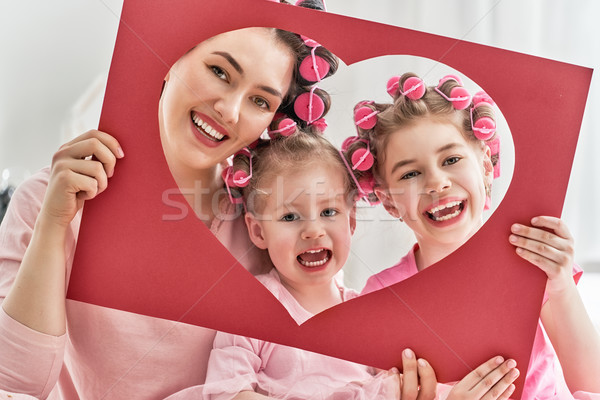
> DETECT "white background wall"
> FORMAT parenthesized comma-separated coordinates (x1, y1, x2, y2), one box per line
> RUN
(0, 1, 598, 326)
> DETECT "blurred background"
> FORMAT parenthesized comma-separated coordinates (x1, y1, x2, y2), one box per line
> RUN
(0, 0, 598, 326)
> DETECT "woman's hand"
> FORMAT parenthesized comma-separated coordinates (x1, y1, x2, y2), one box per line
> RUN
(510, 216, 575, 295)
(41, 129, 124, 229)
(445, 356, 518, 400)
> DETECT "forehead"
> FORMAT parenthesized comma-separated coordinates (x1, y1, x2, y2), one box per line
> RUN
(191, 27, 282, 57)
(386, 119, 476, 155)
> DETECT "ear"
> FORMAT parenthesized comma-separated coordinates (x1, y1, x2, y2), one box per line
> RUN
(482, 145, 493, 185)
(374, 187, 402, 220)
(244, 213, 268, 250)
(349, 206, 357, 235)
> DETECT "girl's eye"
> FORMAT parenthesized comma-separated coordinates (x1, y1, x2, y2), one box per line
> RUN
(252, 96, 270, 110)
(281, 213, 299, 222)
(444, 156, 461, 166)
(321, 208, 338, 217)
(401, 171, 420, 180)
(211, 66, 228, 81)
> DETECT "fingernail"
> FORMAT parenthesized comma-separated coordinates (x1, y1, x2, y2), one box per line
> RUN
(418, 358, 427, 367)
(509, 235, 518, 243)
(117, 147, 125, 158)
(404, 349, 414, 359)
(532, 217, 539, 224)
(510, 368, 520, 378)
(390, 367, 399, 374)
(495, 356, 504, 365)
(507, 359, 517, 369)
(511, 224, 521, 233)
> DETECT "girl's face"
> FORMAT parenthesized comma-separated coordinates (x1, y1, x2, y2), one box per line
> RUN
(159, 28, 294, 172)
(245, 162, 355, 292)
(377, 119, 491, 250)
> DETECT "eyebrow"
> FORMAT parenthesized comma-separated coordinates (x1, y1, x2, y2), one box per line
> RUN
(390, 143, 462, 175)
(212, 51, 283, 100)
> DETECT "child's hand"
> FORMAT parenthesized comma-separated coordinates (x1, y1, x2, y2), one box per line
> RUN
(446, 356, 518, 400)
(398, 348, 437, 400)
(510, 216, 575, 295)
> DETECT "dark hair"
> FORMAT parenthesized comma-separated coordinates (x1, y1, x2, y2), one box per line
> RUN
(271, 0, 339, 130)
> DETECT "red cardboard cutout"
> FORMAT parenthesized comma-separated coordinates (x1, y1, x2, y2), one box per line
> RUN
(67, 0, 592, 396)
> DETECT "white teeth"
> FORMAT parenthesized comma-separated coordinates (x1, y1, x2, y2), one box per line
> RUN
(192, 114, 225, 141)
(306, 249, 324, 254)
(433, 208, 461, 221)
(298, 256, 330, 267)
(428, 201, 462, 214)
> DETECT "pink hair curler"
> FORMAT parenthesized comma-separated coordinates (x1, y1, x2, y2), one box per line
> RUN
(294, 86, 325, 123)
(231, 148, 252, 187)
(386, 76, 401, 97)
(470, 103, 496, 141)
(473, 90, 495, 107)
(268, 118, 297, 138)
(299, 46, 330, 82)
(354, 106, 378, 130)
(400, 76, 426, 100)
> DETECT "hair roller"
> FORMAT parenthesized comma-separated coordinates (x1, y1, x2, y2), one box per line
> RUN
(350, 139, 374, 171)
(299, 46, 331, 83)
(487, 137, 501, 179)
(387, 76, 401, 98)
(231, 148, 252, 187)
(354, 106, 379, 130)
(473, 90, 495, 107)
(268, 118, 298, 138)
(435, 75, 471, 110)
(222, 166, 244, 205)
(400, 76, 426, 100)
(293, 86, 325, 123)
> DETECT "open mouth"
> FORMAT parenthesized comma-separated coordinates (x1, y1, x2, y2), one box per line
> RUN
(191, 112, 226, 142)
(425, 200, 465, 222)
(297, 248, 331, 268)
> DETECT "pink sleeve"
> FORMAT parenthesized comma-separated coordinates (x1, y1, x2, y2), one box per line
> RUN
(542, 263, 584, 305)
(202, 332, 264, 400)
(0, 168, 68, 398)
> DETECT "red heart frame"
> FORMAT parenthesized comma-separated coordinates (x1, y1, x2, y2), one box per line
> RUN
(66, 0, 592, 396)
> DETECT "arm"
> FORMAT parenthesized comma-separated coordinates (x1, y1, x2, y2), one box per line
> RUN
(510, 216, 600, 393)
(2, 130, 123, 335)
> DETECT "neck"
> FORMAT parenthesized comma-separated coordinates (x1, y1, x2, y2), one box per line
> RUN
(167, 160, 225, 225)
(414, 241, 462, 271)
(278, 274, 343, 315)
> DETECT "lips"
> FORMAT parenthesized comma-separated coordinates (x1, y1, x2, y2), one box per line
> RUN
(425, 200, 465, 222)
(297, 248, 331, 268)
(191, 111, 228, 142)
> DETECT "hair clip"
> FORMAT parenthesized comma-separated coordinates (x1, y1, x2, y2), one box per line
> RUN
(268, 118, 297, 138)
(294, 86, 325, 124)
(434, 75, 471, 110)
(354, 106, 378, 130)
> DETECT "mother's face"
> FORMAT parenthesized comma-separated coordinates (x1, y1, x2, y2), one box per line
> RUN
(158, 27, 295, 172)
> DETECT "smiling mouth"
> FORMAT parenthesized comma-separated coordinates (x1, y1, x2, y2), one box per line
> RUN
(426, 200, 465, 222)
(297, 249, 331, 268)
(191, 112, 226, 142)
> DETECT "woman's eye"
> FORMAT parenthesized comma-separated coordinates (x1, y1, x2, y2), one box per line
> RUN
(252, 97, 270, 110)
(401, 171, 419, 180)
(281, 213, 299, 222)
(211, 66, 228, 81)
(321, 208, 338, 217)
(444, 156, 461, 166)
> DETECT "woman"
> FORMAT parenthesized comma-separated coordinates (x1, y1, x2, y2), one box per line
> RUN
(0, 1, 351, 398)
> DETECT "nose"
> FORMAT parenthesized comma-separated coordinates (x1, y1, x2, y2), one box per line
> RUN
(301, 219, 326, 240)
(424, 169, 451, 194)
(214, 90, 242, 126)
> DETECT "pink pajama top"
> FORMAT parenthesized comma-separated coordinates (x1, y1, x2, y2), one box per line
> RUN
(361, 244, 588, 400)
(0, 167, 271, 399)
(166, 269, 402, 400)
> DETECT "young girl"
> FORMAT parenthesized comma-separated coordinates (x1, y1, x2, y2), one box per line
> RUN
(344, 72, 600, 399)
(166, 128, 520, 400)
(0, 1, 341, 398)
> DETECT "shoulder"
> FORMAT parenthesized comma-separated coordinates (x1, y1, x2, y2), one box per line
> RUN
(361, 248, 418, 295)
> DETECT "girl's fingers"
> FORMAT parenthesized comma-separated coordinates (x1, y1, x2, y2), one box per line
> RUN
(401, 349, 419, 400)
(416, 358, 437, 400)
(510, 224, 567, 252)
(496, 384, 516, 400)
(458, 356, 507, 389)
(474, 360, 519, 400)
(530, 216, 573, 240)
